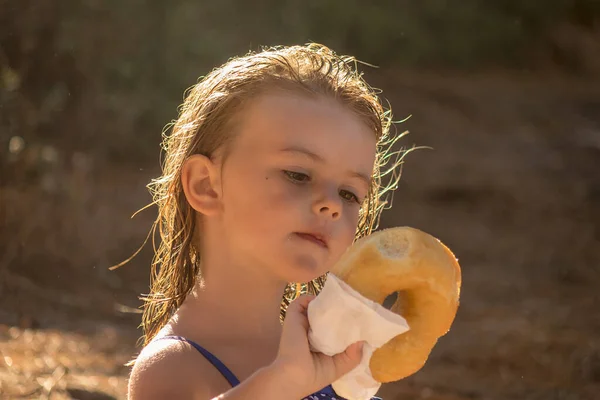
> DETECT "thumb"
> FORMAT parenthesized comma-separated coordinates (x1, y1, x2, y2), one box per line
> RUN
(330, 341, 365, 379)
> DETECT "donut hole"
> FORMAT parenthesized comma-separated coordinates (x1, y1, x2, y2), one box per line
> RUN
(382, 291, 398, 310)
(382, 291, 408, 316)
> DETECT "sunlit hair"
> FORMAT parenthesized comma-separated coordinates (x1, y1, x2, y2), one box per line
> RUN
(117, 43, 410, 351)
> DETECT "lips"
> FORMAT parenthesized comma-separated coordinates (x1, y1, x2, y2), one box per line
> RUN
(295, 232, 328, 249)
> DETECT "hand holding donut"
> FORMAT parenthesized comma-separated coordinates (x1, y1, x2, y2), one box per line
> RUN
(275, 295, 366, 397)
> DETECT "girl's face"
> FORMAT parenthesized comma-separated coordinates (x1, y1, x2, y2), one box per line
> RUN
(217, 92, 377, 284)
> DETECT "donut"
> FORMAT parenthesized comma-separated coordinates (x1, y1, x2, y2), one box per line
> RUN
(330, 226, 461, 382)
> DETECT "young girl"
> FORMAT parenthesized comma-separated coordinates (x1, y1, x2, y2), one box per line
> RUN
(127, 43, 404, 400)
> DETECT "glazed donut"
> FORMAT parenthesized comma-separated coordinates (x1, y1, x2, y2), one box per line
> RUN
(330, 226, 461, 383)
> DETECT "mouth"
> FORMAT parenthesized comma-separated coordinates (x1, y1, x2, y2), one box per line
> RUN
(294, 232, 329, 249)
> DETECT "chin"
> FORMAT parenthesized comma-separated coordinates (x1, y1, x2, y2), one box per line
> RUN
(283, 252, 330, 283)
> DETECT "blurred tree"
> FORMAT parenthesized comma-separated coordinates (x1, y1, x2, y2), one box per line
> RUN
(1, 0, 598, 172)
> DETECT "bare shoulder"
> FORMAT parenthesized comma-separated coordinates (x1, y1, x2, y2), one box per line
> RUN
(128, 337, 226, 400)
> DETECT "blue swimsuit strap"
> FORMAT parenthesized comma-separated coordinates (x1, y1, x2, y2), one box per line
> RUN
(156, 335, 241, 387)
(156, 335, 382, 400)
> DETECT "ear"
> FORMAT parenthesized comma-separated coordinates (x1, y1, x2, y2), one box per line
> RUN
(181, 154, 222, 216)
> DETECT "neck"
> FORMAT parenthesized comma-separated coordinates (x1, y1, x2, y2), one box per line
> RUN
(176, 224, 287, 346)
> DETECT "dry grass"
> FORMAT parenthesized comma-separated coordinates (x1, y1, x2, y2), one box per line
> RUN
(0, 325, 133, 399)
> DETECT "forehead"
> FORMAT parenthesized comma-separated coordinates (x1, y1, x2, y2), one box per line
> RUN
(233, 92, 377, 170)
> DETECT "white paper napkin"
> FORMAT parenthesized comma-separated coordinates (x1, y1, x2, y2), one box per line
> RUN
(307, 274, 410, 400)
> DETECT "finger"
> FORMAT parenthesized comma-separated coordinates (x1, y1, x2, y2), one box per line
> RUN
(330, 341, 365, 379)
(280, 295, 316, 345)
(285, 295, 315, 323)
(290, 294, 315, 312)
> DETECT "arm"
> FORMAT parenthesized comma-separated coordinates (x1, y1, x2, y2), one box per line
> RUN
(211, 364, 300, 400)
(129, 296, 362, 399)
(127, 340, 199, 400)
(127, 340, 303, 400)
(223, 295, 364, 399)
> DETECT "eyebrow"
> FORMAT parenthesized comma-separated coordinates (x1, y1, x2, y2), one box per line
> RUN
(280, 146, 372, 187)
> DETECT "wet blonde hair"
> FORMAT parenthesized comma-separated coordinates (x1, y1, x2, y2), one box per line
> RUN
(126, 43, 408, 347)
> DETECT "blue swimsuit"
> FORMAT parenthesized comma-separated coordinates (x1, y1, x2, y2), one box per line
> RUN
(158, 335, 382, 400)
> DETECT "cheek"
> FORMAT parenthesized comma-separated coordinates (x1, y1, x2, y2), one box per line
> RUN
(336, 207, 361, 246)
(343, 214, 359, 242)
(223, 170, 304, 229)
(259, 169, 318, 208)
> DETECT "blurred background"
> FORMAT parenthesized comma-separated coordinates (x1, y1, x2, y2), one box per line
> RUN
(1, 1, 599, 399)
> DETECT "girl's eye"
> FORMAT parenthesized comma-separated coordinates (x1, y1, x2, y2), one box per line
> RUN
(283, 171, 362, 204)
(339, 189, 360, 204)
(284, 170, 310, 183)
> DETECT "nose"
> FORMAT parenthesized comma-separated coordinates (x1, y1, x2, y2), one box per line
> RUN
(313, 190, 341, 220)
